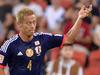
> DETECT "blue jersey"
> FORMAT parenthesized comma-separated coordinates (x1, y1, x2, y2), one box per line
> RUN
(0, 32, 65, 75)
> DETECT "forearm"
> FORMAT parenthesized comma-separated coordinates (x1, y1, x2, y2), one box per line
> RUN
(65, 17, 83, 44)
(64, 5, 92, 44)
(0, 68, 5, 75)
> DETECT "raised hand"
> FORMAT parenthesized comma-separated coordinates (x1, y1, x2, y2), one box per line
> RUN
(78, 5, 92, 19)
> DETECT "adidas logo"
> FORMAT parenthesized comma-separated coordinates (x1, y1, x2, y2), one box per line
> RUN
(17, 52, 23, 56)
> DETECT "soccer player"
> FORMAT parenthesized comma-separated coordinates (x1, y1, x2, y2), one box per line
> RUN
(0, 5, 92, 75)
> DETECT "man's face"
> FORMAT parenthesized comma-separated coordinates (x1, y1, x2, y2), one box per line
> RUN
(19, 14, 36, 36)
(61, 46, 74, 59)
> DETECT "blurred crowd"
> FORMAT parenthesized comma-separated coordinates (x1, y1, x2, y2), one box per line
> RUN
(0, 0, 100, 75)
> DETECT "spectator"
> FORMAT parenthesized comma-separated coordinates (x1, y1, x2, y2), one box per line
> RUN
(3, 13, 15, 29)
(90, 5, 100, 50)
(3, 13, 16, 40)
(0, 21, 6, 46)
(0, 0, 12, 22)
(98, 0, 100, 6)
(45, 0, 64, 32)
(12, 0, 26, 16)
(32, 0, 47, 10)
(28, 1, 43, 17)
(36, 17, 48, 32)
(46, 44, 83, 75)
(91, 15, 100, 50)
(7, 30, 16, 39)
(61, 0, 74, 9)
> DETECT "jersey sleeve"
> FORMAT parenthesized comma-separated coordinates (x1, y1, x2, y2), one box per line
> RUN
(42, 33, 67, 50)
(0, 41, 11, 68)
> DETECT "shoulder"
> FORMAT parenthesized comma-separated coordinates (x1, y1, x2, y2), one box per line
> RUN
(34, 32, 53, 36)
(0, 35, 19, 53)
(34, 32, 63, 37)
(45, 6, 53, 12)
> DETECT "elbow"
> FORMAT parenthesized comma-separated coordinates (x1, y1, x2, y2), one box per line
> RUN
(64, 37, 75, 45)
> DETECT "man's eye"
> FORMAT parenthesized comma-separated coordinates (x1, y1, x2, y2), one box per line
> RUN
(33, 21, 36, 23)
(27, 22, 31, 25)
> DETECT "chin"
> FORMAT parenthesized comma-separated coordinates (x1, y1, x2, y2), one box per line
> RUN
(27, 32, 34, 36)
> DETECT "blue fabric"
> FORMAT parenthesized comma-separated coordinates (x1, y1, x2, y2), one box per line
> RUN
(0, 33, 63, 75)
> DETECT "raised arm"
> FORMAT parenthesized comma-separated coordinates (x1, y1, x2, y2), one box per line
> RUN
(64, 5, 92, 44)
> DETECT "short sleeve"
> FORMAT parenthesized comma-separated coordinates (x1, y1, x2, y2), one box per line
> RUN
(0, 41, 11, 68)
(42, 33, 67, 50)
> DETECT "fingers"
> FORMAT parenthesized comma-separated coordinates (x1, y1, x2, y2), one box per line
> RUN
(83, 5, 92, 14)
(85, 8, 89, 13)
(81, 5, 86, 10)
(86, 5, 92, 11)
(81, 5, 92, 12)
(88, 4, 92, 11)
(79, 5, 92, 18)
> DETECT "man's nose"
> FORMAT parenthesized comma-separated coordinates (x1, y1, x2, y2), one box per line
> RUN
(30, 25, 35, 29)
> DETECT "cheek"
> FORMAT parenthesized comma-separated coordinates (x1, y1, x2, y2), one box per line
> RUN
(16, 25, 20, 32)
(34, 24, 36, 28)
(20, 25, 28, 32)
(23, 24, 30, 30)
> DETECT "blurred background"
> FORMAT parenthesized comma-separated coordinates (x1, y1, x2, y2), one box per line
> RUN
(0, 0, 100, 75)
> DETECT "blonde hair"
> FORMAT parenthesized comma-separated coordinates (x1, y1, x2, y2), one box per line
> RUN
(16, 8, 35, 23)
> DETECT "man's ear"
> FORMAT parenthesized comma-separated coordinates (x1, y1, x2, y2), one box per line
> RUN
(15, 22, 21, 32)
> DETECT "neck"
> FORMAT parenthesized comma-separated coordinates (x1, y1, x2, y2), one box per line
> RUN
(19, 32, 33, 42)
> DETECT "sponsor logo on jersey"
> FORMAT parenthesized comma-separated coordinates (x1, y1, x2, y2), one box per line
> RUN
(17, 52, 23, 56)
